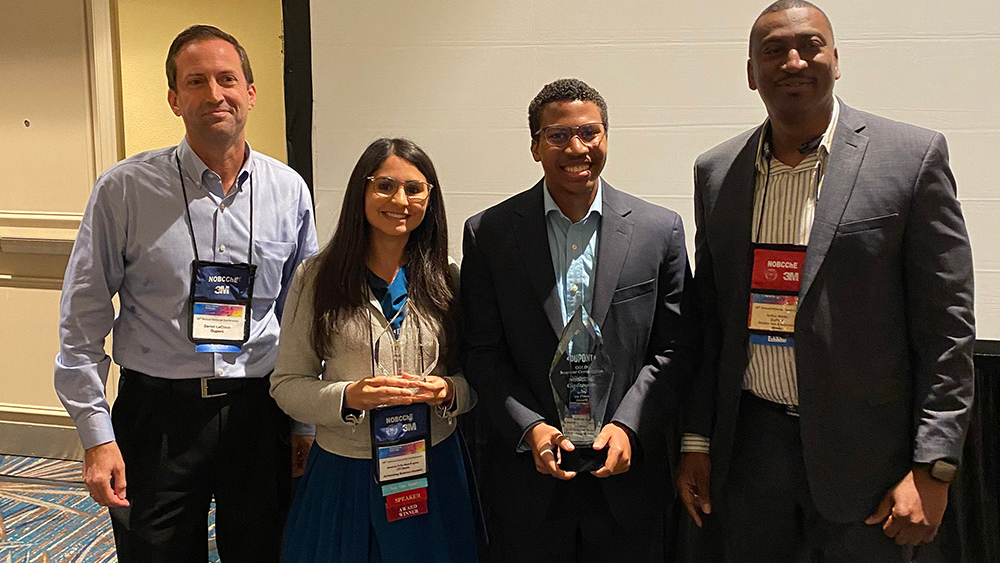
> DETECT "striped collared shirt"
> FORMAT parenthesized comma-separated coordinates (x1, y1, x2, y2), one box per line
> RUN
(681, 100, 840, 454)
(744, 99, 840, 406)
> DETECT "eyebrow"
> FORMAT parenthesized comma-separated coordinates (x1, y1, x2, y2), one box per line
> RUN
(759, 30, 828, 44)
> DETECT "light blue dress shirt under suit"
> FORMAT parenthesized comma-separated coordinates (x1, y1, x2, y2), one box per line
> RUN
(543, 179, 603, 326)
(54, 138, 319, 449)
(514, 179, 603, 452)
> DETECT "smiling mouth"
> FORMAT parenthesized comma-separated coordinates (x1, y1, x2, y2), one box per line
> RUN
(383, 211, 408, 220)
(562, 163, 591, 174)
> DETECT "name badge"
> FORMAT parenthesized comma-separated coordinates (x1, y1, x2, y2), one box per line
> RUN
(371, 404, 431, 522)
(747, 245, 805, 336)
(192, 303, 246, 341)
(189, 261, 255, 353)
(748, 294, 798, 333)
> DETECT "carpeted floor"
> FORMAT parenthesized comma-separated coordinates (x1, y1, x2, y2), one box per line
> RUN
(0, 455, 219, 562)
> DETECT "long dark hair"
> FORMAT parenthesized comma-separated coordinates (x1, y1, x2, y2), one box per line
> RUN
(310, 138, 452, 357)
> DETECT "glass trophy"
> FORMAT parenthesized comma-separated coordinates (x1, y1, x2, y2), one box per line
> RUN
(372, 308, 439, 380)
(548, 306, 613, 472)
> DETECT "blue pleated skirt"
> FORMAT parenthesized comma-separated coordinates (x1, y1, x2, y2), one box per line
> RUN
(282, 431, 479, 563)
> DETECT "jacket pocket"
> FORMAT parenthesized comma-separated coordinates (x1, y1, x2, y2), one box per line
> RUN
(611, 278, 655, 304)
(837, 213, 899, 235)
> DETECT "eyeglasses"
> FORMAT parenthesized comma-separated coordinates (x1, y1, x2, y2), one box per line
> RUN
(533, 122, 607, 147)
(367, 176, 434, 202)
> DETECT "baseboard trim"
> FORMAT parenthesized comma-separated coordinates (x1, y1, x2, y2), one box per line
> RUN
(0, 419, 83, 461)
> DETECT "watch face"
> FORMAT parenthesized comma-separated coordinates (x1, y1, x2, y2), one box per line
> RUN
(930, 460, 958, 482)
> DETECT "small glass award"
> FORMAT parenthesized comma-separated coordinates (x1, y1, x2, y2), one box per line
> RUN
(548, 306, 613, 472)
(372, 309, 439, 380)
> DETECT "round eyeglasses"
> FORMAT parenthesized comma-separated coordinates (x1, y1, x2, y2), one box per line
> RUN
(533, 122, 607, 147)
(367, 176, 433, 202)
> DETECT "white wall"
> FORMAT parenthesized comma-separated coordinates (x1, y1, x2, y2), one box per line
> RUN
(310, 0, 1000, 339)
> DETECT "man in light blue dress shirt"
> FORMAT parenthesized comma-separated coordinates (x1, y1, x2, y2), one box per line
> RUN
(462, 78, 697, 562)
(53, 25, 318, 562)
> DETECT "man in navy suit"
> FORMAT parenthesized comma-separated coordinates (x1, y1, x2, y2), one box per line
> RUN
(675, 2, 975, 561)
(462, 78, 697, 562)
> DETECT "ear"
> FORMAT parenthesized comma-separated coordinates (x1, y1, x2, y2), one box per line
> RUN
(833, 47, 841, 80)
(167, 89, 181, 117)
(530, 137, 541, 162)
(247, 83, 257, 110)
(747, 59, 758, 91)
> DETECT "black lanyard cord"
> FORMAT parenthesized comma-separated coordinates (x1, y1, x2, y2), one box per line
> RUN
(754, 153, 772, 245)
(175, 152, 254, 266)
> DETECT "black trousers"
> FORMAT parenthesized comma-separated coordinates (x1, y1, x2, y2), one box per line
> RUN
(721, 392, 911, 563)
(490, 473, 662, 563)
(110, 369, 291, 563)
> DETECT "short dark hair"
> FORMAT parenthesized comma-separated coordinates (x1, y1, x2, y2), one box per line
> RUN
(750, 0, 834, 56)
(528, 78, 608, 137)
(166, 25, 254, 91)
(309, 138, 452, 357)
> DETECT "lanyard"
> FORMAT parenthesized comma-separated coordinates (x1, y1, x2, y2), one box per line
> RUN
(175, 154, 254, 265)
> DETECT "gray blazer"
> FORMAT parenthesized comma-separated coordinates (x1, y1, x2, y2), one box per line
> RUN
(461, 180, 697, 530)
(686, 101, 975, 522)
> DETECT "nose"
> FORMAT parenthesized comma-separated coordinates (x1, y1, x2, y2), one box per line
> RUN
(206, 79, 225, 103)
(390, 186, 409, 206)
(783, 49, 807, 72)
(565, 134, 589, 154)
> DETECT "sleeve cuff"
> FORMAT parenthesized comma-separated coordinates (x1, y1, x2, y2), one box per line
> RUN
(339, 388, 365, 425)
(681, 433, 711, 454)
(515, 420, 545, 453)
(290, 420, 315, 436)
(76, 412, 116, 450)
(435, 377, 458, 418)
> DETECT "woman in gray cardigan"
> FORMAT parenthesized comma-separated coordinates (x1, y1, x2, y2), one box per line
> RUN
(271, 138, 479, 562)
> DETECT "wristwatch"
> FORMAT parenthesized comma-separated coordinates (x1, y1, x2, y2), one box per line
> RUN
(922, 459, 959, 483)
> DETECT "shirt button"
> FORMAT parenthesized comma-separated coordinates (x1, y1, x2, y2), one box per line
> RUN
(570, 284, 578, 293)
(220, 203, 226, 210)
(217, 369, 224, 376)
(219, 244, 226, 252)
(571, 244, 578, 251)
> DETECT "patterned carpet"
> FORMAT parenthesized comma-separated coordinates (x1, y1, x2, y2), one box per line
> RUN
(0, 455, 219, 562)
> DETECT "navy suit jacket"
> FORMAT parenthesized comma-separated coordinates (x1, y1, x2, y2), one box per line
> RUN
(686, 101, 975, 522)
(461, 179, 697, 530)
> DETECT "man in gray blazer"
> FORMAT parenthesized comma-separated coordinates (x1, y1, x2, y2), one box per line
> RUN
(462, 78, 696, 562)
(675, 1, 975, 561)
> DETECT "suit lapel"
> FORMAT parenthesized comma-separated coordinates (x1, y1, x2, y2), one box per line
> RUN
(800, 104, 868, 300)
(591, 182, 633, 328)
(512, 180, 563, 338)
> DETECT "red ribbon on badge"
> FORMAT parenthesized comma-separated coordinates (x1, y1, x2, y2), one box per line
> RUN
(386, 498, 429, 522)
(751, 248, 805, 293)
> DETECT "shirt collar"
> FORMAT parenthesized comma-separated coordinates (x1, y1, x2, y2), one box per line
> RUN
(176, 137, 255, 192)
(755, 97, 840, 172)
(542, 177, 604, 223)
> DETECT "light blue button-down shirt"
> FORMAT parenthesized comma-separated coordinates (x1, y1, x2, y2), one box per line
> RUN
(54, 138, 318, 448)
(543, 179, 603, 326)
